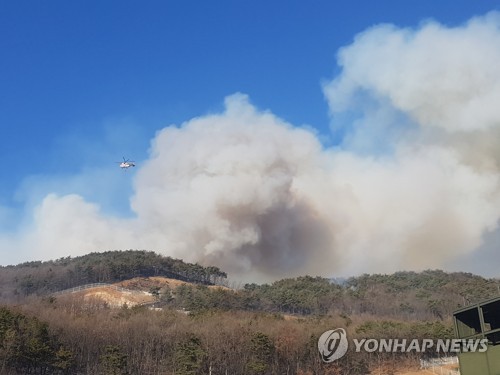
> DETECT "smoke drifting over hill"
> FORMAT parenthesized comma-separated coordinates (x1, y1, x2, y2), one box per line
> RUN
(3, 13, 500, 281)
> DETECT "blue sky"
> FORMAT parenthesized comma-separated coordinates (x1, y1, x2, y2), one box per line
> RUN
(2, 1, 497, 202)
(1, 1, 500, 279)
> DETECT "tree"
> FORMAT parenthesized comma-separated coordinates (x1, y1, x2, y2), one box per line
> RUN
(173, 335, 206, 375)
(246, 332, 274, 375)
(100, 345, 128, 375)
(53, 346, 75, 374)
(0, 306, 60, 374)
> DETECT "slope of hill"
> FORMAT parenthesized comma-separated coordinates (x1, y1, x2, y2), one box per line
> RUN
(55, 284, 156, 308)
(53, 276, 232, 309)
(0, 250, 227, 302)
(115, 276, 230, 291)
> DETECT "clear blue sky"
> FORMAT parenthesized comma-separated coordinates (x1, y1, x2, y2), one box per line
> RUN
(1, 1, 496, 196)
(1, 1, 500, 272)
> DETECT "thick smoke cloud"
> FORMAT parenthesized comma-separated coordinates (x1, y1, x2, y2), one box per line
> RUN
(2, 13, 500, 281)
(129, 95, 340, 278)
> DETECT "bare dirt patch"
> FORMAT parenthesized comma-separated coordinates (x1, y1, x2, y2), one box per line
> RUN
(60, 286, 155, 308)
(85, 287, 153, 307)
(115, 276, 230, 291)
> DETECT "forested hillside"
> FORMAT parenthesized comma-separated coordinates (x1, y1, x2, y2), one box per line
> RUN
(0, 250, 499, 374)
(1, 250, 499, 318)
(0, 302, 456, 375)
(166, 270, 500, 320)
(0, 250, 227, 301)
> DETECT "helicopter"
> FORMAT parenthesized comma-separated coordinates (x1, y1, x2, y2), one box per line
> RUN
(117, 157, 136, 169)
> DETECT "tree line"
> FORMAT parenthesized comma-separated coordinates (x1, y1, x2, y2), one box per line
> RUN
(160, 271, 499, 321)
(0, 251, 227, 301)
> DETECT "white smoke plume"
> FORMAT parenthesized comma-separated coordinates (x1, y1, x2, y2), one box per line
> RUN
(2, 13, 500, 281)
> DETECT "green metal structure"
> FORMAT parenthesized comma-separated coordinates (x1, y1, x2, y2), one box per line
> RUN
(453, 296, 500, 374)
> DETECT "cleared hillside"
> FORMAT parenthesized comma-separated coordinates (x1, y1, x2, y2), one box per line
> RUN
(53, 277, 231, 309)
